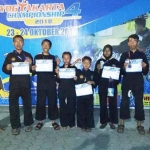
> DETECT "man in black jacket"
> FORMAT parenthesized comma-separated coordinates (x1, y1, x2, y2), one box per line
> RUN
(32, 39, 60, 130)
(117, 34, 149, 135)
(2, 35, 34, 135)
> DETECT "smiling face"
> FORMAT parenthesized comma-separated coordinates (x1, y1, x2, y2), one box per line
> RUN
(128, 37, 139, 51)
(42, 41, 51, 53)
(13, 37, 24, 51)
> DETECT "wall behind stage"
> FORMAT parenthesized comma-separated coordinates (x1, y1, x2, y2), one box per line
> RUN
(0, 0, 150, 107)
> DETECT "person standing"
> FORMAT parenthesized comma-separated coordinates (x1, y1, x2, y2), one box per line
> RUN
(76, 56, 95, 132)
(56, 52, 77, 130)
(117, 34, 149, 135)
(32, 39, 60, 130)
(2, 35, 34, 135)
(94, 44, 120, 129)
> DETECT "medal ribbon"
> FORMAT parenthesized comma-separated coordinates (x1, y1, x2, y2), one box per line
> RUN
(14, 50, 26, 61)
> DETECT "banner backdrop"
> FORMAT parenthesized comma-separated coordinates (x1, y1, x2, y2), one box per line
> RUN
(0, 0, 150, 107)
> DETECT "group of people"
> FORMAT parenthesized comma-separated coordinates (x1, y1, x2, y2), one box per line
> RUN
(1, 33, 150, 136)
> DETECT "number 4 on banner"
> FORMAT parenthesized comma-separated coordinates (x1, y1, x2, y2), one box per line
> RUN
(65, 3, 81, 16)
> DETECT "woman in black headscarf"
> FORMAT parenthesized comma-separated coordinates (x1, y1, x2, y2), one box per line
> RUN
(94, 44, 121, 129)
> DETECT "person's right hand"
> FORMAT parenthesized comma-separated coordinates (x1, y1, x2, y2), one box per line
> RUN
(6, 64, 13, 70)
(97, 64, 101, 70)
(124, 63, 129, 69)
(31, 65, 36, 71)
(55, 68, 59, 74)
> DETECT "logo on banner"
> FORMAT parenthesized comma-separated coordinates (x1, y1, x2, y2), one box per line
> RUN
(0, 0, 82, 26)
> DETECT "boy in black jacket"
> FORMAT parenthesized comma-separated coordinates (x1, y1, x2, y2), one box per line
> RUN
(94, 44, 120, 129)
(117, 34, 149, 135)
(2, 35, 34, 135)
(76, 56, 95, 132)
(32, 39, 60, 130)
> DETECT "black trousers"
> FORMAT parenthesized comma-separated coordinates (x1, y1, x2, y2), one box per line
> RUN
(35, 88, 59, 121)
(120, 87, 145, 121)
(99, 92, 118, 124)
(59, 96, 76, 127)
(9, 88, 33, 129)
(77, 95, 94, 128)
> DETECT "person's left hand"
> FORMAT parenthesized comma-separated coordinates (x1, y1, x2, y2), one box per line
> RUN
(55, 68, 59, 74)
(56, 58, 61, 66)
(142, 62, 147, 68)
(87, 81, 95, 85)
(25, 57, 32, 65)
(109, 77, 113, 82)
(74, 76, 77, 80)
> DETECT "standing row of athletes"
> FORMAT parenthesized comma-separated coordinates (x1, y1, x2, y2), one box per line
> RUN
(1, 33, 149, 135)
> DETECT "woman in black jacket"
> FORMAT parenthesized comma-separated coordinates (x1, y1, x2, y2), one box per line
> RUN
(94, 44, 121, 129)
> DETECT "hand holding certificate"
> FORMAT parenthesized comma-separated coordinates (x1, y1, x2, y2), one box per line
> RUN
(12, 62, 30, 75)
(36, 59, 53, 72)
(125, 59, 142, 72)
(75, 83, 93, 96)
(59, 68, 75, 79)
(102, 66, 120, 80)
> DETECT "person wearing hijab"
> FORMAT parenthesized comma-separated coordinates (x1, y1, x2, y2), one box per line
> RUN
(94, 44, 121, 129)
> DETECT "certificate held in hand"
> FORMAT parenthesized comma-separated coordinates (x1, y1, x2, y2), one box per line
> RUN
(59, 68, 75, 79)
(12, 62, 30, 75)
(75, 83, 93, 96)
(102, 66, 120, 80)
(36, 59, 53, 72)
(126, 59, 142, 72)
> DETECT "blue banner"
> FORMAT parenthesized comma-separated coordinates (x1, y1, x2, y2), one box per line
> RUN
(0, 0, 150, 107)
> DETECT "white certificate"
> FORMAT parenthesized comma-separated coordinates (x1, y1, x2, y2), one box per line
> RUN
(102, 66, 120, 80)
(59, 68, 75, 79)
(36, 59, 53, 72)
(12, 62, 30, 75)
(126, 59, 142, 72)
(75, 83, 93, 96)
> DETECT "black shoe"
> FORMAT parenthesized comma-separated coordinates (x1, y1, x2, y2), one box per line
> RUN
(25, 126, 32, 132)
(12, 128, 20, 135)
(99, 124, 107, 129)
(137, 126, 145, 135)
(109, 123, 115, 129)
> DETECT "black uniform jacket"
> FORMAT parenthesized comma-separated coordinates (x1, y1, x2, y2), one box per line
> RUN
(94, 58, 121, 93)
(57, 65, 77, 98)
(120, 50, 149, 90)
(33, 53, 57, 89)
(2, 50, 33, 89)
(76, 68, 96, 89)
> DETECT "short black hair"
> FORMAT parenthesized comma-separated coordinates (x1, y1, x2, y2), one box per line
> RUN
(13, 35, 24, 42)
(41, 39, 52, 47)
(62, 51, 72, 59)
(82, 56, 92, 63)
(128, 34, 139, 41)
(135, 17, 146, 27)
